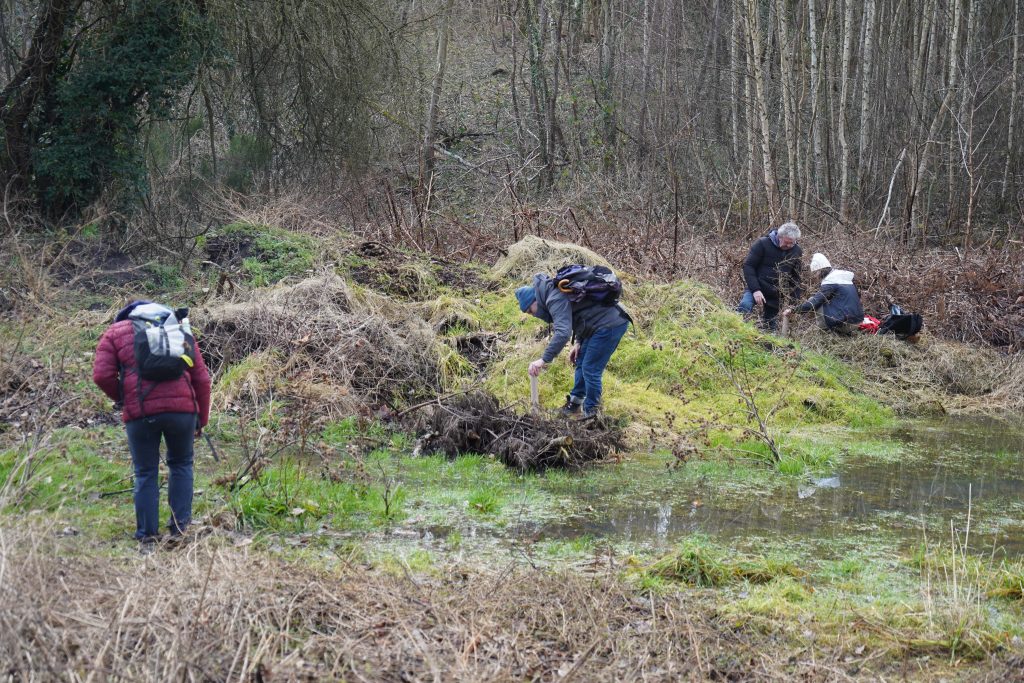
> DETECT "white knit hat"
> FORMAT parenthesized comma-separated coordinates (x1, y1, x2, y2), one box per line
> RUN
(809, 253, 831, 272)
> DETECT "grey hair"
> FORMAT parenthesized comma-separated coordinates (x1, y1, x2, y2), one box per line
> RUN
(777, 222, 801, 240)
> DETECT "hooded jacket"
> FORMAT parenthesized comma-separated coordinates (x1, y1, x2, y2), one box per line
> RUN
(92, 320, 212, 426)
(794, 269, 864, 328)
(531, 273, 631, 363)
(742, 231, 804, 307)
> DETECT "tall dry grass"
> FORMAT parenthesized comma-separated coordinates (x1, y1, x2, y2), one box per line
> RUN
(0, 525, 892, 682)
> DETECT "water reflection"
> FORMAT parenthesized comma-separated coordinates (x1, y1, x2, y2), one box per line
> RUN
(534, 418, 1024, 553)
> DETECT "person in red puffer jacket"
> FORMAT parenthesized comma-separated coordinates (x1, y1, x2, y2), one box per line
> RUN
(93, 300, 212, 548)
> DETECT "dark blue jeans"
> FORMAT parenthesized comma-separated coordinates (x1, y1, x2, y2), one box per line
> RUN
(569, 322, 629, 413)
(125, 412, 196, 539)
(736, 290, 780, 331)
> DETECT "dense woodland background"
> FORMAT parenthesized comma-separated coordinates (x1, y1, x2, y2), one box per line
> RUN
(1, 0, 1023, 344)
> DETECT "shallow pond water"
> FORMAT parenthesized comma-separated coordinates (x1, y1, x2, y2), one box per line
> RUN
(529, 418, 1024, 556)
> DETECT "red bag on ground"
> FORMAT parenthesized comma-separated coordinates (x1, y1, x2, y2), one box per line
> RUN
(859, 315, 881, 334)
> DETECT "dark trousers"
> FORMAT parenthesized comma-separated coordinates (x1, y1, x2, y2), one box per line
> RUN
(736, 290, 780, 331)
(125, 412, 196, 539)
(569, 322, 629, 413)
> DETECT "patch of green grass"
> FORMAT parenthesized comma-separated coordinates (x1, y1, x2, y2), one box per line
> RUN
(466, 486, 503, 514)
(639, 536, 805, 588)
(990, 560, 1024, 600)
(1, 427, 136, 538)
(228, 457, 406, 532)
(210, 222, 316, 287)
(375, 548, 439, 576)
(144, 262, 185, 292)
(535, 535, 598, 558)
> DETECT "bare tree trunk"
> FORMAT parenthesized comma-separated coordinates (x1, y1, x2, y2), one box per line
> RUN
(856, 0, 876, 192)
(731, 0, 741, 166)
(807, 0, 824, 198)
(744, 0, 779, 219)
(420, 0, 455, 183)
(744, 8, 755, 230)
(544, 0, 565, 186)
(777, 0, 798, 217)
(946, 0, 963, 216)
(838, 0, 856, 219)
(1004, 0, 1020, 199)
(598, 0, 616, 170)
(638, 0, 652, 160)
(911, 87, 957, 234)
(524, 0, 552, 185)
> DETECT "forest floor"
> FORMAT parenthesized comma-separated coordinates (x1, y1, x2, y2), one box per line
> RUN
(2, 221, 1024, 680)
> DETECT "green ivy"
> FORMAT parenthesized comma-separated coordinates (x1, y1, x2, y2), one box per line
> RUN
(33, 1, 211, 213)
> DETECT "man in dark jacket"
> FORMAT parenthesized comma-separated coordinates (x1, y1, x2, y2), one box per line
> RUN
(782, 253, 864, 334)
(93, 300, 211, 549)
(516, 272, 631, 418)
(736, 222, 804, 331)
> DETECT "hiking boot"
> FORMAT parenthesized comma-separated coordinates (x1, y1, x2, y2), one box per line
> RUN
(578, 408, 600, 421)
(139, 537, 157, 556)
(559, 395, 583, 417)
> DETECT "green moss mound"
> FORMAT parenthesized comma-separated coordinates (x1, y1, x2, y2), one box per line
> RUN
(202, 222, 316, 287)
(471, 279, 889, 439)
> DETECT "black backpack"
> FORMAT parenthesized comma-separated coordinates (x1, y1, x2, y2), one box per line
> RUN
(878, 313, 923, 339)
(125, 305, 196, 414)
(553, 264, 622, 306)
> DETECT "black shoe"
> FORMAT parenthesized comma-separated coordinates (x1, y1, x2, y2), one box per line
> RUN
(559, 395, 582, 417)
(579, 408, 600, 421)
(139, 538, 157, 556)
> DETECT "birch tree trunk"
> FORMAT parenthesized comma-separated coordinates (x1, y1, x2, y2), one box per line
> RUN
(838, 0, 856, 219)
(777, 0, 798, 217)
(638, 0, 652, 160)
(1004, 0, 1020, 199)
(807, 0, 824, 198)
(856, 0, 876, 192)
(911, 87, 957, 234)
(730, 0, 741, 166)
(598, 0, 616, 170)
(745, 13, 756, 228)
(946, 0, 963, 212)
(744, 0, 780, 219)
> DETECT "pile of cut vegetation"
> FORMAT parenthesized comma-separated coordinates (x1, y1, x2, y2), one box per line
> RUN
(404, 392, 624, 471)
(199, 273, 447, 417)
(492, 234, 612, 281)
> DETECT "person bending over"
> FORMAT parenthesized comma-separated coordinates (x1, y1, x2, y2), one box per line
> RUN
(516, 273, 631, 418)
(93, 300, 211, 551)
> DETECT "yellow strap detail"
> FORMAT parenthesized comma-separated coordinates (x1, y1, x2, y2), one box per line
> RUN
(181, 355, 194, 368)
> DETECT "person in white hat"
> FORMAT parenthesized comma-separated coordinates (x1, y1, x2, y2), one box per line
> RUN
(782, 253, 864, 334)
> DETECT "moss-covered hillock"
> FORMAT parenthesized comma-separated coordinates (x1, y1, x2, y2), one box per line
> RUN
(201, 222, 317, 287)
(471, 277, 887, 438)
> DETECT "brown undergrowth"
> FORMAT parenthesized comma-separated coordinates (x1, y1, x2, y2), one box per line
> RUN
(349, 181, 1024, 352)
(792, 325, 1023, 415)
(3, 526, 1016, 682)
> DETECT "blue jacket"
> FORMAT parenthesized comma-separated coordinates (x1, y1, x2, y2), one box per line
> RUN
(531, 273, 631, 363)
(795, 269, 864, 327)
